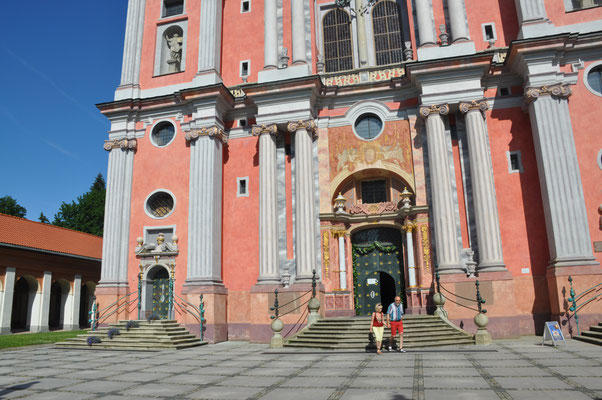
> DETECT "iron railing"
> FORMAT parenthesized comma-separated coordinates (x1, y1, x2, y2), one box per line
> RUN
(174, 294, 206, 342)
(435, 271, 487, 314)
(567, 276, 602, 336)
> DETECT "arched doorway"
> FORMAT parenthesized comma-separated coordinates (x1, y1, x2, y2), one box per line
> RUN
(351, 227, 405, 315)
(144, 265, 170, 319)
(49, 280, 69, 330)
(79, 284, 89, 328)
(11, 277, 31, 331)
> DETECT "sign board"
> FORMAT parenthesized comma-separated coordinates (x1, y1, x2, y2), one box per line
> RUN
(367, 278, 378, 285)
(542, 321, 567, 347)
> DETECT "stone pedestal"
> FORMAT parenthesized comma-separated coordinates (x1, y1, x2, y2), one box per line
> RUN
(182, 284, 228, 343)
(92, 284, 132, 326)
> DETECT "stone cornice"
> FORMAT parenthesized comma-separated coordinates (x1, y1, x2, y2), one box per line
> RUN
(185, 126, 228, 144)
(103, 138, 137, 152)
(287, 119, 318, 139)
(251, 124, 278, 136)
(419, 104, 449, 118)
(524, 84, 572, 103)
(459, 100, 488, 114)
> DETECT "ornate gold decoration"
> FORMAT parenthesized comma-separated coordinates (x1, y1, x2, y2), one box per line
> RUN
(287, 119, 318, 139)
(421, 225, 431, 273)
(332, 228, 346, 238)
(348, 202, 398, 215)
(419, 104, 449, 118)
(169, 263, 175, 279)
(321, 67, 405, 87)
(251, 124, 278, 137)
(459, 100, 488, 114)
(229, 88, 246, 98)
(139, 263, 144, 280)
(524, 84, 572, 103)
(184, 126, 228, 144)
(402, 220, 416, 233)
(103, 138, 137, 152)
(333, 193, 347, 213)
(322, 230, 330, 277)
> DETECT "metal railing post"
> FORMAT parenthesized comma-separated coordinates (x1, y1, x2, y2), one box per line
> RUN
(568, 275, 580, 336)
(270, 289, 283, 348)
(138, 265, 143, 320)
(433, 270, 447, 319)
(199, 294, 206, 342)
(89, 297, 98, 331)
(473, 280, 491, 345)
(307, 269, 321, 325)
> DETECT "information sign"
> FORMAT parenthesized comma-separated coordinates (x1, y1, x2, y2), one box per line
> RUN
(541, 321, 567, 347)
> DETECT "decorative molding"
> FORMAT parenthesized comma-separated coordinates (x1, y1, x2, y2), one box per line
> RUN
(348, 202, 398, 215)
(419, 104, 449, 118)
(103, 138, 137, 152)
(421, 225, 431, 274)
(251, 124, 278, 136)
(320, 67, 405, 87)
(184, 126, 228, 144)
(322, 230, 330, 277)
(287, 119, 317, 139)
(331, 228, 347, 238)
(524, 84, 572, 103)
(459, 100, 488, 114)
(402, 220, 416, 233)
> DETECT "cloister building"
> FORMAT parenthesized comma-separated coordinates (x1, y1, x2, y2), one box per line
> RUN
(0, 214, 101, 334)
(96, 0, 602, 342)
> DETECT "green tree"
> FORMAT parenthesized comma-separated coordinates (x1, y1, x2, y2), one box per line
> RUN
(38, 212, 50, 224)
(53, 174, 106, 236)
(0, 196, 27, 218)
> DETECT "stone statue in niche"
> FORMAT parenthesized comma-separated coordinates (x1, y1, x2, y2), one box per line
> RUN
(165, 32, 183, 72)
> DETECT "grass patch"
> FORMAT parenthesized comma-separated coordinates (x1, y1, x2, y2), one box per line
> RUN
(0, 330, 87, 349)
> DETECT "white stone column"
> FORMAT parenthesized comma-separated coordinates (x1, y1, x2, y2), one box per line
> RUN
(403, 222, 417, 288)
(291, 0, 307, 64)
(459, 100, 506, 271)
(116, 0, 146, 100)
(415, 0, 436, 47)
(514, 0, 548, 23)
(264, 0, 278, 68)
(419, 105, 462, 273)
(289, 120, 318, 281)
(185, 127, 228, 285)
(0, 267, 16, 334)
(447, 0, 469, 42)
(355, 0, 369, 66)
(100, 139, 136, 287)
(252, 124, 280, 284)
(196, 0, 223, 76)
(65, 275, 81, 330)
(334, 231, 347, 290)
(32, 272, 51, 333)
(525, 85, 597, 267)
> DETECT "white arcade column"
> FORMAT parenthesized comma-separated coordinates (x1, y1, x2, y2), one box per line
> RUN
(31, 271, 51, 333)
(0, 267, 16, 334)
(64, 275, 81, 330)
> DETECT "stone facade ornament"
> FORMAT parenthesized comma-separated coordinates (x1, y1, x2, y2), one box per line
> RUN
(287, 119, 318, 139)
(459, 100, 488, 114)
(465, 249, 477, 277)
(399, 187, 413, 212)
(251, 124, 278, 136)
(419, 104, 449, 118)
(403, 42, 413, 61)
(103, 138, 137, 151)
(316, 54, 325, 73)
(185, 126, 228, 144)
(279, 47, 289, 69)
(333, 193, 347, 214)
(348, 202, 397, 215)
(439, 24, 450, 46)
(524, 84, 572, 103)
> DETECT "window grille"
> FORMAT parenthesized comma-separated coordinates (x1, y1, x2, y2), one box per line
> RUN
(164, 0, 184, 17)
(587, 66, 602, 95)
(361, 180, 387, 204)
(323, 9, 353, 73)
(152, 122, 175, 147)
(354, 114, 383, 140)
(147, 192, 175, 218)
(372, 1, 403, 66)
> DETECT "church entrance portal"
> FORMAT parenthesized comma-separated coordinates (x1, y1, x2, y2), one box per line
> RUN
(148, 266, 170, 319)
(352, 227, 405, 316)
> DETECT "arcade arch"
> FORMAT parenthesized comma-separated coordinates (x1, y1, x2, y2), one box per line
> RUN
(11, 276, 37, 332)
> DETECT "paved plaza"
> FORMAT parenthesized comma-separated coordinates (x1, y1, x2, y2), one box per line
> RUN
(0, 337, 601, 400)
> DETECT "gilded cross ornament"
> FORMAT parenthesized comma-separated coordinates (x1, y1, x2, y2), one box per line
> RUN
(185, 126, 228, 144)
(459, 100, 488, 114)
(287, 119, 318, 139)
(251, 124, 278, 137)
(103, 138, 137, 151)
(419, 104, 449, 118)
(524, 84, 572, 103)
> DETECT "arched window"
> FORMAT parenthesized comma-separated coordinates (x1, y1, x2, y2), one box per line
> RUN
(372, 1, 404, 66)
(323, 9, 353, 73)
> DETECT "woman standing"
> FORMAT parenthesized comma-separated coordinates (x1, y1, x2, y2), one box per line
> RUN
(369, 303, 386, 354)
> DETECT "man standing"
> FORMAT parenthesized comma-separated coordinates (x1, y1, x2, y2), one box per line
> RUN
(386, 296, 405, 352)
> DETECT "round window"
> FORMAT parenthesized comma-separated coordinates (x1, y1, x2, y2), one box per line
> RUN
(586, 65, 602, 97)
(151, 122, 176, 147)
(354, 114, 383, 140)
(146, 191, 175, 218)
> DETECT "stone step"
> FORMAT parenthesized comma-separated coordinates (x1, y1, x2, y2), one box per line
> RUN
(285, 337, 476, 349)
(590, 325, 602, 333)
(73, 333, 199, 342)
(308, 323, 451, 330)
(581, 330, 602, 340)
(295, 330, 467, 341)
(574, 335, 602, 346)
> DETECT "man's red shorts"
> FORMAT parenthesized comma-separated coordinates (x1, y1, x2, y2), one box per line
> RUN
(390, 320, 404, 336)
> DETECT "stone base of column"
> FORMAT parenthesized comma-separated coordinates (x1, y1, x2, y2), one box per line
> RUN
(192, 70, 223, 87)
(63, 324, 79, 331)
(95, 283, 132, 325)
(30, 325, 49, 333)
(417, 41, 476, 62)
(181, 283, 228, 343)
(114, 83, 141, 101)
(476, 263, 508, 273)
(405, 288, 429, 315)
(258, 63, 310, 83)
(547, 256, 599, 269)
(437, 264, 466, 275)
(0, 327, 11, 335)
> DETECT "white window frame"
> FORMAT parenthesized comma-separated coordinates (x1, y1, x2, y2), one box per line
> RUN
(481, 22, 497, 43)
(143, 225, 177, 245)
(241, 0, 251, 13)
(237, 177, 250, 197)
(161, 0, 186, 18)
(154, 21, 188, 76)
(149, 119, 178, 148)
(318, 3, 359, 72)
(584, 61, 602, 98)
(506, 150, 524, 174)
(597, 149, 602, 170)
(240, 60, 251, 78)
(144, 189, 177, 219)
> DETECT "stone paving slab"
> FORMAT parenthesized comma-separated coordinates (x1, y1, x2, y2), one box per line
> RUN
(1, 337, 602, 399)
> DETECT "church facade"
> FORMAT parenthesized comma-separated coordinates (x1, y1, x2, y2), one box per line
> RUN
(97, 0, 602, 342)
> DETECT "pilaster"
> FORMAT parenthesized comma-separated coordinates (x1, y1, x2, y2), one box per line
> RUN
(459, 100, 506, 272)
(65, 275, 82, 330)
(448, 0, 469, 42)
(524, 85, 597, 268)
(185, 126, 228, 286)
(415, 0, 436, 47)
(0, 268, 16, 334)
(291, 0, 307, 64)
(115, 0, 146, 100)
(194, 0, 223, 85)
(32, 271, 51, 333)
(419, 105, 462, 274)
(264, 0, 278, 68)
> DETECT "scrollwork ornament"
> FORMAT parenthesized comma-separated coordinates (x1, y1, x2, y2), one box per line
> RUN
(251, 124, 278, 137)
(525, 84, 572, 103)
(419, 104, 449, 118)
(459, 100, 488, 114)
(103, 138, 137, 152)
(287, 119, 318, 139)
(184, 126, 228, 144)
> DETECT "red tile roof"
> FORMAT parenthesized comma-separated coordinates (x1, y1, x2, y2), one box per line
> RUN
(0, 214, 103, 259)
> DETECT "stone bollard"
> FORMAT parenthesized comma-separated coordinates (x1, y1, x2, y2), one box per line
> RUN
(474, 312, 492, 345)
(270, 318, 284, 348)
(307, 297, 321, 325)
(433, 292, 448, 319)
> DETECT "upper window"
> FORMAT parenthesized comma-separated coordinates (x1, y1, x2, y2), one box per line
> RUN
(163, 0, 184, 17)
(151, 121, 176, 147)
(361, 180, 387, 203)
(323, 9, 353, 73)
(146, 191, 175, 218)
(372, 1, 403, 66)
(354, 113, 383, 140)
(586, 65, 602, 96)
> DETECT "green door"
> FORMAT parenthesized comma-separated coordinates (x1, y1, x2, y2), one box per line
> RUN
(152, 278, 170, 319)
(352, 228, 404, 316)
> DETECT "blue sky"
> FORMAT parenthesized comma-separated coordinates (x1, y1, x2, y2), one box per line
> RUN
(0, 1, 128, 221)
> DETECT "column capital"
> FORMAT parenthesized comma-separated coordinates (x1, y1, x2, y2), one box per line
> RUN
(332, 228, 347, 238)
(419, 104, 449, 118)
(104, 138, 137, 152)
(402, 220, 416, 233)
(524, 84, 571, 104)
(185, 126, 228, 144)
(287, 119, 317, 138)
(251, 123, 278, 137)
(459, 100, 488, 114)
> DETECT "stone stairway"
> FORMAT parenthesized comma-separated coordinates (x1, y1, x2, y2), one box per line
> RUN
(285, 315, 475, 349)
(55, 320, 206, 351)
(574, 322, 602, 346)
